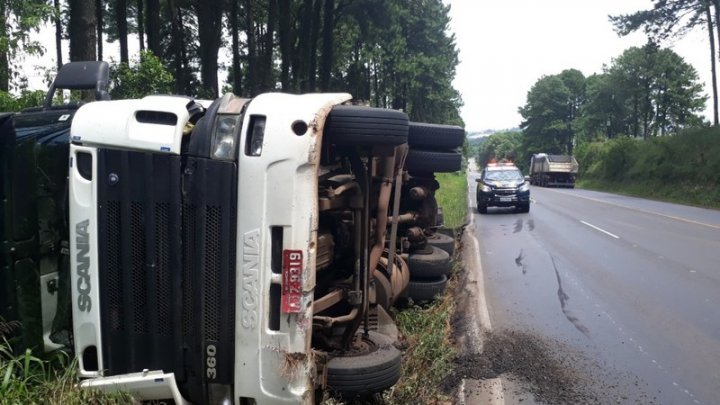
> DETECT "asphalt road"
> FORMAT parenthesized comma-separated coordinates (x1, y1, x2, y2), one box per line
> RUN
(466, 169, 720, 404)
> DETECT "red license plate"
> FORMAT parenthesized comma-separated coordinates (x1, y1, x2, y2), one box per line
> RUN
(282, 250, 303, 313)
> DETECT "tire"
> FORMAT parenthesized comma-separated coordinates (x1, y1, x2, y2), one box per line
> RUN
(325, 105, 409, 146)
(327, 331, 402, 396)
(407, 274, 448, 302)
(478, 204, 487, 214)
(408, 122, 465, 149)
(405, 149, 462, 173)
(408, 245, 451, 278)
(517, 203, 530, 213)
(426, 232, 455, 256)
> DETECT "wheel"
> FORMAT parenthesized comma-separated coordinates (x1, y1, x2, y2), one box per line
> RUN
(326, 331, 402, 397)
(407, 274, 448, 302)
(372, 271, 393, 310)
(325, 105, 409, 146)
(405, 149, 462, 173)
(408, 245, 451, 278)
(407, 122, 465, 149)
(435, 207, 445, 226)
(478, 203, 487, 214)
(517, 203, 530, 213)
(425, 232, 455, 256)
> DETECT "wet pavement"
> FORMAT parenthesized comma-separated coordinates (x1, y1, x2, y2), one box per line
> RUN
(455, 165, 720, 404)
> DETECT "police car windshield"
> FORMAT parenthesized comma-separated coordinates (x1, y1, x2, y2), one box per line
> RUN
(485, 169, 523, 181)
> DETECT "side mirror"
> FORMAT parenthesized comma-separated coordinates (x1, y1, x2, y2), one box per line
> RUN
(524, 176, 530, 182)
(475, 178, 482, 183)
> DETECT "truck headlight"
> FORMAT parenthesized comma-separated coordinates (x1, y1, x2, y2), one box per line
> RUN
(518, 182, 529, 192)
(212, 114, 240, 160)
(480, 184, 492, 193)
(245, 115, 266, 157)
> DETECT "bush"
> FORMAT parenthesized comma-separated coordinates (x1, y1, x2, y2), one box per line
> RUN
(110, 51, 175, 99)
(577, 127, 720, 208)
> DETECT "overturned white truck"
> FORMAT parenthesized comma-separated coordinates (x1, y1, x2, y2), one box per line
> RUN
(67, 92, 461, 404)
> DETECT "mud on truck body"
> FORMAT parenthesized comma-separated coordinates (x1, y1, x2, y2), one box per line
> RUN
(1, 61, 109, 356)
(67, 92, 430, 404)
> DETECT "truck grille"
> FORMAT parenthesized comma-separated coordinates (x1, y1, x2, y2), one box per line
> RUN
(97, 150, 237, 403)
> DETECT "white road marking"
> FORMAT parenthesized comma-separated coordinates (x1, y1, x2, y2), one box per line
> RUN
(580, 220, 620, 239)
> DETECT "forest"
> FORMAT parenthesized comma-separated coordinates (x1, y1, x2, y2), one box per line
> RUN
(0, 0, 463, 126)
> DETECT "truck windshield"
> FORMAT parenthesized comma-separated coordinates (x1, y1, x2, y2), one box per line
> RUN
(485, 170, 523, 181)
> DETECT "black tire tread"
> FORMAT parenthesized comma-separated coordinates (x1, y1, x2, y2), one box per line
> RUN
(408, 245, 451, 278)
(326, 105, 409, 147)
(326, 331, 402, 395)
(407, 274, 448, 302)
(408, 122, 465, 149)
(426, 232, 455, 256)
(406, 149, 462, 173)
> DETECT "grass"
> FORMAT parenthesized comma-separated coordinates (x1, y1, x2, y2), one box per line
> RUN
(435, 171, 470, 229)
(387, 264, 459, 404)
(0, 320, 134, 405)
(384, 169, 468, 404)
(577, 178, 720, 210)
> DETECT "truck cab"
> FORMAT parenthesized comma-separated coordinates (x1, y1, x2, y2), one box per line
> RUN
(68, 92, 412, 403)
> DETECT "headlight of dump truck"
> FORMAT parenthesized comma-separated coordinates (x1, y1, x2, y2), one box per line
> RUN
(212, 114, 240, 160)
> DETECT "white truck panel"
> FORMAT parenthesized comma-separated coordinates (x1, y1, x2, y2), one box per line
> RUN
(234, 92, 351, 403)
(68, 144, 104, 376)
(70, 96, 192, 154)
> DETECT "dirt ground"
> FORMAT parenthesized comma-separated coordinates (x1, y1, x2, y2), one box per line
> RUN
(441, 246, 657, 405)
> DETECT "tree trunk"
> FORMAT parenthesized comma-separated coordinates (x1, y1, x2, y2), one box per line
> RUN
(55, 0, 63, 69)
(230, 0, 242, 95)
(246, 0, 258, 95)
(196, 0, 224, 97)
(0, 1, 8, 92)
(69, 0, 97, 62)
(278, 0, 291, 90)
(146, 0, 161, 56)
(96, 0, 103, 60)
(308, 0, 322, 90)
(260, 0, 277, 92)
(319, 0, 334, 90)
(117, 0, 129, 63)
(710, 2, 720, 125)
(137, 0, 145, 51)
(294, 0, 312, 91)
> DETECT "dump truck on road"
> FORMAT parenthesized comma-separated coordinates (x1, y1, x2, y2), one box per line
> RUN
(529, 153, 578, 187)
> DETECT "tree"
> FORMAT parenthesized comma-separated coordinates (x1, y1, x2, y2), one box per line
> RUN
(109, 50, 174, 98)
(146, 0, 161, 56)
(519, 69, 586, 155)
(611, 0, 719, 126)
(0, 0, 54, 91)
(69, 0, 97, 62)
(607, 45, 705, 137)
(477, 131, 523, 168)
(195, 0, 223, 97)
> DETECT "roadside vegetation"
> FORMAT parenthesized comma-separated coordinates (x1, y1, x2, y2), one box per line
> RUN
(576, 127, 720, 209)
(388, 170, 467, 403)
(0, 320, 133, 405)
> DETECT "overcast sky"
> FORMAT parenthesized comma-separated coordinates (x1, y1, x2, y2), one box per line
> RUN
(446, 0, 713, 131)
